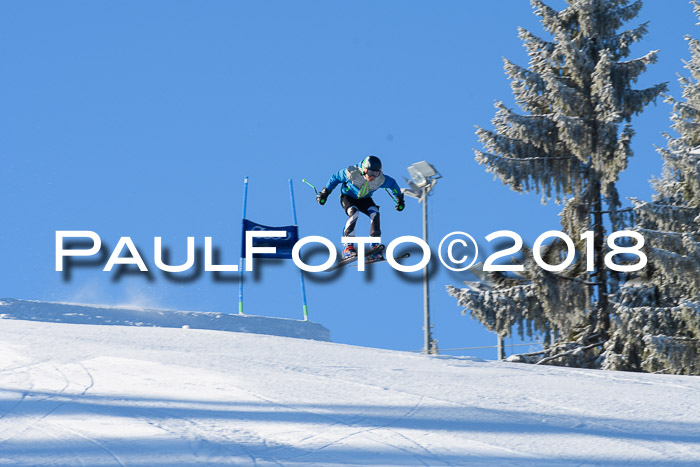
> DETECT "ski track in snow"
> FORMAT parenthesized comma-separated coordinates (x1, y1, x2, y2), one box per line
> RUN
(228, 360, 441, 462)
(238, 356, 532, 464)
(249, 390, 440, 466)
(0, 302, 698, 465)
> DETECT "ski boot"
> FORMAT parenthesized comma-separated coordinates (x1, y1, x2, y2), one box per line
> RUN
(367, 243, 384, 262)
(342, 244, 357, 259)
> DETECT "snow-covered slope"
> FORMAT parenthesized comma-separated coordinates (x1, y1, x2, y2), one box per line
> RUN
(0, 301, 699, 466)
(0, 298, 330, 341)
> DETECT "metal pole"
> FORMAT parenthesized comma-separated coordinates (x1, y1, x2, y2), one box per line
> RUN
(238, 176, 249, 315)
(422, 187, 435, 355)
(497, 334, 505, 361)
(289, 179, 309, 321)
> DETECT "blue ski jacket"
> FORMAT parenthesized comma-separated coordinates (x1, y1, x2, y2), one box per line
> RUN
(324, 165, 402, 200)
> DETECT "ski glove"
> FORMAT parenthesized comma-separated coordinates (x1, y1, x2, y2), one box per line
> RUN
(317, 188, 330, 205)
(395, 194, 405, 212)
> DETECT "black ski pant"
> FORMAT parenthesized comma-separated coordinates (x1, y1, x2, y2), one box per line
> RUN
(340, 194, 380, 242)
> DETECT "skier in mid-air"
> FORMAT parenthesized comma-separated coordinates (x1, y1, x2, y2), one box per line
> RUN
(316, 155, 405, 261)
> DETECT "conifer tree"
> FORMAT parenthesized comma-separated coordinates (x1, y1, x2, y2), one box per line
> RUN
(602, 1, 700, 374)
(448, 0, 667, 367)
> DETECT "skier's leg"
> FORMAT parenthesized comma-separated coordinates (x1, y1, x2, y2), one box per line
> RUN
(360, 202, 383, 261)
(355, 198, 381, 239)
(367, 207, 384, 260)
(343, 206, 359, 238)
(368, 206, 381, 238)
(340, 195, 359, 258)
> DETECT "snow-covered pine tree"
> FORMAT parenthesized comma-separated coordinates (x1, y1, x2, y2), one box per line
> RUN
(602, 1, 700, 375)
(448, 0, 667, 367)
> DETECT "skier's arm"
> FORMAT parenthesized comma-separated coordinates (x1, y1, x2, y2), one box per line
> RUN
(318, 168, 347, 205)
(324, 168, 347, 193)
(381, 175, 402, 198)
(382, 175, 405, 211)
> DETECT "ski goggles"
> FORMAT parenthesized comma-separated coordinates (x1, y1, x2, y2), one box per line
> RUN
(364, 169, 381, 177)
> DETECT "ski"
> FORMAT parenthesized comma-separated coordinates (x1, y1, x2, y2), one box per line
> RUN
(361, 251, 411, 266)
(325, 244, 385, 272)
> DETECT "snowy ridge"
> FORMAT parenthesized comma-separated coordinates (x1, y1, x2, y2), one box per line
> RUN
(0, 301, 698, 465)
(0, 298, 330, 341)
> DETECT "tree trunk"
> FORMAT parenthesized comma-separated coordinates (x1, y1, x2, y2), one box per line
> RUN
(592, 179, 609, 335)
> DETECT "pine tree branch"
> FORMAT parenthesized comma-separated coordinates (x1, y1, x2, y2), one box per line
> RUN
(635, 202, 698, 211)
(587, 207, 634, 214)
(482, 153, 575, 162)
(515, 349, 547, 358)
(550, 273, 602, 286)
(535, 341, 606, 365)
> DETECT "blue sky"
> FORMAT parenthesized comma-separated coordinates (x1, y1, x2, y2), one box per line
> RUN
(1, 1, 697, 358)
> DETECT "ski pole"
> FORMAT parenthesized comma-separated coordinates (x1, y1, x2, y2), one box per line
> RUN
(302, 178, 319, 195)
(385, 188, 398, 205)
